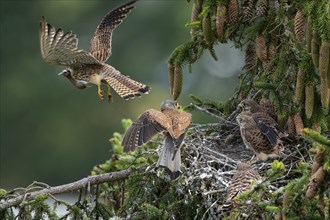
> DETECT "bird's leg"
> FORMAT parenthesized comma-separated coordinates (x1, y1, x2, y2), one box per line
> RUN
(248, 155, 259, 164)
(97, 84, 104, 100)
(107, 84, 112, 103)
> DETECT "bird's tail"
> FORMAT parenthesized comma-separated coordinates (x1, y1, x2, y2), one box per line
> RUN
(102, 65, 150, 100)
(156, 135, 182, 180)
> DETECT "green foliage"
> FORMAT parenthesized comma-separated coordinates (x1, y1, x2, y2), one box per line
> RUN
(304, 128, 330, 146)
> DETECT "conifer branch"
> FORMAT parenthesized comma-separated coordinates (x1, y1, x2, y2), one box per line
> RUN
(0, 167, 146, 211)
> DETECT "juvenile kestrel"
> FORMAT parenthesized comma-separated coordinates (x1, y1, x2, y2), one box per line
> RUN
(236, 111, 287, 161)
(222, 162, 261, 212)
(39, 0, 150, 102)
(239, 99, 277, 121)
(122, 100, 192, 180)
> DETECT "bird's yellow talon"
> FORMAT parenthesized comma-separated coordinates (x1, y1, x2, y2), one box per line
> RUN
(107, 85, 112, 102)
(97, 85, 104, 100)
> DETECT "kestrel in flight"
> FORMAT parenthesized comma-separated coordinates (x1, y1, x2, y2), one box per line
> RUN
(122, 100, 192, 180)
(39, 0, 150, 102)
(236, 111, 287, 161)
(239, 99, 277, 121)
(222, 162, 261, 212)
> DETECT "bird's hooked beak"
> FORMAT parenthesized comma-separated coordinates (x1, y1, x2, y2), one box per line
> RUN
(236, 114, 243, 125)
(238, 102, 244, 110)
(58, 69, 71, 78)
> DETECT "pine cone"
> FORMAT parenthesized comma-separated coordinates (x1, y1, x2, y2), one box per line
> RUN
(306, 167, 325, 199)
(292, 114, 304, 136)
(168, 64, 175, 95)
(267, 42, 277, 61)
(286, 116, 296, 135)
(294, 68, 305, 103)
(173, 66, 183, 100)
(311, 31, 320, 68)
(305, 84, 314, 119)
(311, 123, 321, 133)
(243, 43, 257, 71)
(228, 0, 239, 25)
(190, 3, 200, 37)
(311, 148, 323, 175)
(216, 4, 227, 40)
(328, 62, 330, 88)
(242, 0, 254, 23)
(269, 0, 280, 13)
(294, 10, 305, 42)
(320, 77, 329, 108)
(202, 14, 213, 45)
(319, 41, 329, 80)
(306, 17, 312, 53)
(256, 34, 268, 62)
(256, 0, 268, 17)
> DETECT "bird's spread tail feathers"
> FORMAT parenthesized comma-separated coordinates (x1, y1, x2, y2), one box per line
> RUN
(102, 65, 150, 100)
(156, 135, 181, 180)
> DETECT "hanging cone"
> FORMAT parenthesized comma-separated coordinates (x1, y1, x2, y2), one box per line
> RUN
(168, 64, 175, 95)
(294, 68, 305, 103)
(311, 123, 321, 133)
(173, 66, 183, 100)
(228, 0, 239, 25)
(202, 14, 212, 45)
(267, 42, 277, 62)
(294, 10, 305, 42)
(292, 114, 304, 136)
(242, 0, 254, 23)
(216, 4, 227, 40)
(320, 77, 330, 108)
(305, 84, 314, 119)
(306, 17, 312, 53)
(311, 148, 323, 175)
(319, 41, 329, 79)
(256, 0, 268, 17)
(311, 31, 320, 68)
(286, 116, 296, 135)
(320, 78, 329, 108)
(190, 2, 203, 37)
(306, 167, 325, 199)
(256, 34, 268, 62)
(244, 43, 257, 71)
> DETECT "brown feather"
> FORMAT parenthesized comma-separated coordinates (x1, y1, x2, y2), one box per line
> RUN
(237, 111, 285, 161)
(90, 0, 137, 62)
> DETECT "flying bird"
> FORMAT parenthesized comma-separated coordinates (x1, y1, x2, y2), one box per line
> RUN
(236, 111, 287, 161)
(39, 0, 150, 102)
(222, 162, 261, 212)
(239, 99, 277, 121)
(122, 100, 192, 180)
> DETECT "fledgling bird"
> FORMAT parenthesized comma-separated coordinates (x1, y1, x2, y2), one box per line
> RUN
(122, 100, 192, 180)
(239, 99, 278, 121)
(222, 162, 261, 212)
(39, 0, 150, 102)
(236, 111, 288, 161)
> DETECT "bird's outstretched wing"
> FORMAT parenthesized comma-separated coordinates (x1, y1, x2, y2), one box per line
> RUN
(39, 16, 101, 68)
(122, 109, 172, 152)
(90, 0, 137, 62)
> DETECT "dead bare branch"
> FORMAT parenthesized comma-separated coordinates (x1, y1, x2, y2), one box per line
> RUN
(0, 166, 146, 211)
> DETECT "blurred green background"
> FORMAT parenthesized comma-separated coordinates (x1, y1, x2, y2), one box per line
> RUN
(0, 0, 243, 189)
